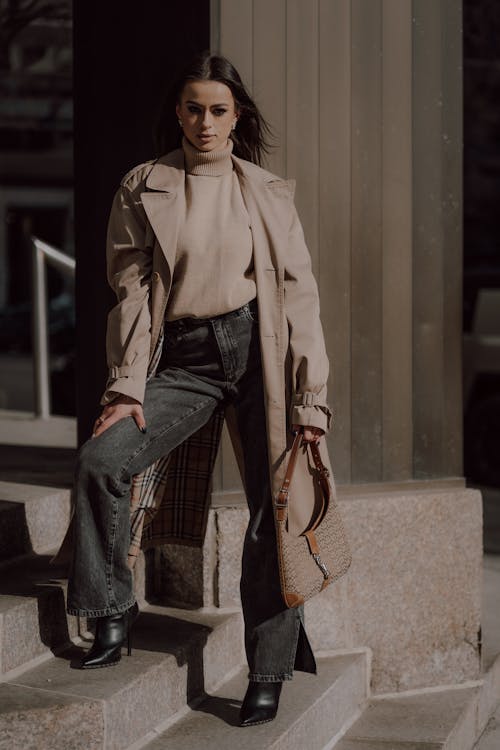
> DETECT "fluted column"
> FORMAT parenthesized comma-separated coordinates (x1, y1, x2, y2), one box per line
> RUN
(211, 0, 463, 488)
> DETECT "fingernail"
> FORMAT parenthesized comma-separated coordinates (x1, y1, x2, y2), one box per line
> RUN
(140, 426, 147, 433)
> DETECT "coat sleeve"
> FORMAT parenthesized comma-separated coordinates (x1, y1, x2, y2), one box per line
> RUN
(99, 184, 152, 406)
(284, 196, 333, 434)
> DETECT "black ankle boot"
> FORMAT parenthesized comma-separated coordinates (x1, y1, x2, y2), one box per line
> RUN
(239, 680, 283, 727)
(77, 602, 139, 669)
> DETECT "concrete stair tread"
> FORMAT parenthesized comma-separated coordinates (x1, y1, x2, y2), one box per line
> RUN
(0, 481, 71, 560)
(0, 683, 104, 750)
(0, 603, 244, 750)
(139, 652, 368, 750)
(474, 702, 500, 749)
(0, 552, 78, 675)
(335, 685, 481, 749)
(336, 742, 442, 749)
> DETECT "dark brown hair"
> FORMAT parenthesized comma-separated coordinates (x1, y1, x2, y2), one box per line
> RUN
(153, 49, 276, 166)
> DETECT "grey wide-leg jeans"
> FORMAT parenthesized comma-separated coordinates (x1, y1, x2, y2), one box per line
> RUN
(67, 297, 317, 681)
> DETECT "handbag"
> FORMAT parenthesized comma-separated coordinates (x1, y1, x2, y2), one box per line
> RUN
(274, 431, 352, 607)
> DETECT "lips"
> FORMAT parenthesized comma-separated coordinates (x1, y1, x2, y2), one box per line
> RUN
(198, 134, 214, 140)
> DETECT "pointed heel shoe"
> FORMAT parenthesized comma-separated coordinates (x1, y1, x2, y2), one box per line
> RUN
(239, 680, 283, 727)
(76, 602, 139, 669)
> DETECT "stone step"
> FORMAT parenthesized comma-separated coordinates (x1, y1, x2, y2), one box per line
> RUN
(0, 604, 244, 750)
(474, 703, 500, 749)
(0, 481, 71, 561)
(0, 545, 170, 678)
(133, 651, 369, 750)
(0, 553, 82, 675)
(335, 683, 483, 750)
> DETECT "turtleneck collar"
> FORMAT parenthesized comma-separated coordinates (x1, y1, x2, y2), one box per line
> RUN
(182, 134, 234, 176)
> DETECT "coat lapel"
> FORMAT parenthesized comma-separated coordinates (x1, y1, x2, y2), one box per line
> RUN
(232, 153, 296, 265)
(140, 149, 185, 280)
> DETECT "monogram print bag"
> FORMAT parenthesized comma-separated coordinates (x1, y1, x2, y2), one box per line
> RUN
(274, 431, 352, 607)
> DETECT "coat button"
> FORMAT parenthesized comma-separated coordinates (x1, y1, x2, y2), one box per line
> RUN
(152, 271, 160, 282)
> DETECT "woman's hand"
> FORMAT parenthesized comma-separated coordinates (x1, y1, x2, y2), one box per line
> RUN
(92, 395, 147, 438)
(291, 424, 324, 444)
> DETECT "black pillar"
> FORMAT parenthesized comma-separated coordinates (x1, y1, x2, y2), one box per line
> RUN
(73, 2, 210, 445)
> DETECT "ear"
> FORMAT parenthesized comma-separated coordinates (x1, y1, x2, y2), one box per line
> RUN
(175, 103, 181, 119)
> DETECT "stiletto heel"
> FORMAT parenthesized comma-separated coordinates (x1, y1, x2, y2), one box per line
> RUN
(76, 602, 139, 669)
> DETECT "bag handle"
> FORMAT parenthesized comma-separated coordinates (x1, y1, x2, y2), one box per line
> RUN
(275, 431, 331, 522)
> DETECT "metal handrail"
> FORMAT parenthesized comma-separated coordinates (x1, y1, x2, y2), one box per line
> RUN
(31, 236, 75, 419)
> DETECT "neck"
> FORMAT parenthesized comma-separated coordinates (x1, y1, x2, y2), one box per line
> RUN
(182, 134, 234, 176)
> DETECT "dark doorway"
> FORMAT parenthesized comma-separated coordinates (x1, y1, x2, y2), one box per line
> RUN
(73, 2, 210, 443)
(463, 0, 500, 551)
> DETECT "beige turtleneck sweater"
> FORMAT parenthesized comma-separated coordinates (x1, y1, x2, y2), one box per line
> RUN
(164, 135, 256, 321)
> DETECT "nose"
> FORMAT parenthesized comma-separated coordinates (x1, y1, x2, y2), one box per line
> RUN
(201, 109, 214, 128)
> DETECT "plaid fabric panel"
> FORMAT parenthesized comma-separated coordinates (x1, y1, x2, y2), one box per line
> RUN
(127, 403, 225, 566)
(128, 452, 172, 567)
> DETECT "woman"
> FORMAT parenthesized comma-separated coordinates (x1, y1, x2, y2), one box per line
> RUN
(66, 50, 332, 728)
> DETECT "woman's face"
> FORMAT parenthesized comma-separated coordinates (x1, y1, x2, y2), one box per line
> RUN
(176, 79, 238, 152)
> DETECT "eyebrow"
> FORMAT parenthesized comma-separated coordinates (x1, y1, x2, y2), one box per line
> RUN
(185, 100, 229, 107)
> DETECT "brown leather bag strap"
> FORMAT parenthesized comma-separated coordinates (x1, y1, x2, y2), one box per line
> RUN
(309, 441, 331, 501)
(275, 431, 302, 519)
(275, 432, 331, 523)
(309, 441, 330, 476)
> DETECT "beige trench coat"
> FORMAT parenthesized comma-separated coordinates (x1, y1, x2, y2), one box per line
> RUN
(54, 145, 334, 569)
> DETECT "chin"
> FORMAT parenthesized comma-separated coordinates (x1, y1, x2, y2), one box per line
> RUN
(197, 137, 227, 151)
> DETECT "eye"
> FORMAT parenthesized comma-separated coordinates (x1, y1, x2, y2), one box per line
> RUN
(187, 105, 200, 113)
(214, 108, 227, 116)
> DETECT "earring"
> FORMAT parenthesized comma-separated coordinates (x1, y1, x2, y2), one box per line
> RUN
(178, 119, 183, 127)
(232, 121, 237, 130)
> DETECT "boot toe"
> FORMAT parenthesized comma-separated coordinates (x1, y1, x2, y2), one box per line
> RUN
(239, 707, 278, 727)
(78, 648, 122, 669)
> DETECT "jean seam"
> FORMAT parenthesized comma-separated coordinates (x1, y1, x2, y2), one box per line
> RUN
(106, 495, 119, 608)
(211, 320, 232, 381)
(248, 672, 293, 682)
(67, 593, 136, 618)
(243, 308, 258, 323)
(222, 321, 238, 380)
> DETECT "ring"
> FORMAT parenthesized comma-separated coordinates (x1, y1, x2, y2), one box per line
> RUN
(97, 416, 104, 425)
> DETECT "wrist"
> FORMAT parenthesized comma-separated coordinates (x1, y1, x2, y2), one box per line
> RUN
(109, 394, 141, 406)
